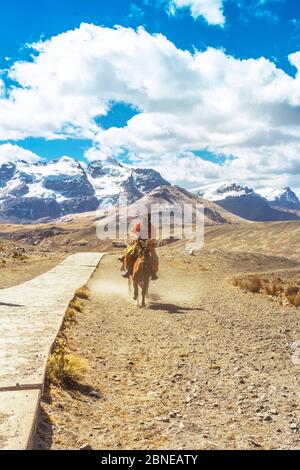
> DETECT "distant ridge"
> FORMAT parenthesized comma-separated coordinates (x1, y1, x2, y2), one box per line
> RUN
(194, 182, 300, 222)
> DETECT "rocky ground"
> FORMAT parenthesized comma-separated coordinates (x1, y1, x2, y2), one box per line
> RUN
(0, 239, 67, 288)
(35, 246, 300, 450)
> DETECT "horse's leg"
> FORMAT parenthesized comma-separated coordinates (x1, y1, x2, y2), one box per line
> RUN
(133, 280, 139, 302)
(146, 279, 150, 299)
(132, 259, 138, 302)
(141, 279, 149, 308)
(128, 276, 132, 296)
(141, 285, 146, 308)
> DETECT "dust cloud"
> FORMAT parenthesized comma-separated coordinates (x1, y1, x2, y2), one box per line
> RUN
(89, 277, 130, 299)
(89, 273, 193, 306)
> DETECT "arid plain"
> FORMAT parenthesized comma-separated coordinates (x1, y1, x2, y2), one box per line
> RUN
(1, 215, 300, 449)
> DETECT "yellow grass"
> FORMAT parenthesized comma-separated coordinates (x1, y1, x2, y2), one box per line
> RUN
(233, 274, 300, 308)
(65, 306, 77, 321)
(232, 274, 263, 293)
(47, 338, 87, 386)
(285, 285, 300, 297)
(75, 285, 90, 300)
(69, 297, 84, 313)
(262, 275, 284, 297)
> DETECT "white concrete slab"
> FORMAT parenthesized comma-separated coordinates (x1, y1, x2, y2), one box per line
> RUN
(0, 252, 104, 450)
(60, 252, 101, 267)
(0, 252, 103, 389)
(0, 390, 41, 450)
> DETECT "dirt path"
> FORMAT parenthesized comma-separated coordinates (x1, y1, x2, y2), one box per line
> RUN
(36, 249, 300, 450)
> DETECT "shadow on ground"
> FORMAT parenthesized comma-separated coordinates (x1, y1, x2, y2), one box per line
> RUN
(34, 381, 102, 450)
(0, 302, 24, 307)
(34, 386, 53, 450)
(149, 302, 204, 314)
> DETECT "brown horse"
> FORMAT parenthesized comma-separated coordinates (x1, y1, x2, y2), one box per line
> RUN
(130, 239, 152, 308)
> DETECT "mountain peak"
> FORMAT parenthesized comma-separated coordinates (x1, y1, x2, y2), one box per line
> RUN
(256, 186, 300, 209)
(0, 156, 170, 222)
(54, 156, 79, 164)
(195, 182, 254, 201)
(195, 181, 300, 222)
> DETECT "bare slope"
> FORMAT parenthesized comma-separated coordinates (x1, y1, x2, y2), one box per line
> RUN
(205, 221, 300, 261)
(0, 185, 246, 251)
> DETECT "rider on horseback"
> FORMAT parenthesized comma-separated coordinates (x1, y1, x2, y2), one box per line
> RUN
(120, 213, 159, 281)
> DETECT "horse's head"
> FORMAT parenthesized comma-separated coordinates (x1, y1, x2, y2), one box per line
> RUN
(137, 239, 150, 258)
(133, 239, 152, 288)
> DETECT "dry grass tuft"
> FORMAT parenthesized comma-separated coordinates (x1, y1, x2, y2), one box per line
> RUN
(69, 297, 84, 313)
(65, 306, 77, 322)
(285, 285, 300, 297)
(64, 286, 89, 322)
(287, 294, 300, 307)
(286, 285, 300, 307)
(232, 274, 263, 293)
(75, 285, 90, 300)
(262, 275, 284, 297)
(47, 339, 87, 386)
(233, 273, 300, 308)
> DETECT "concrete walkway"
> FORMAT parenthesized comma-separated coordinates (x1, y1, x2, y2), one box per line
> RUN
(0, 253, 103, 450)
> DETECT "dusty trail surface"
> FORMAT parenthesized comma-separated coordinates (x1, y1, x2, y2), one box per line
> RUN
(36, 247, 300, 450)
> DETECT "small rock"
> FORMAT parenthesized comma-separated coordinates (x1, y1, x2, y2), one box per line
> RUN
(89, 390, 101, 399)
(79, 444, 93, 451)
(248, 439, 262, 448)
(290, 423, 298, 430)
(263, 415, 272, 422)
(155, 416, 170, 423)
(146, 391, 159, 399)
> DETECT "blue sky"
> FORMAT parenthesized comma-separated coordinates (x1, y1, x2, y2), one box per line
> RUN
(1, 1, 299, 73)
(0, 0, 300, 189)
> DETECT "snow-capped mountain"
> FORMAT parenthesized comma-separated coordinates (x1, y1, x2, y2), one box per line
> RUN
(1, 156, 300, 224)
(196, 182, 255, 201)
(0, 156, 169, 222)
(255, 187, 300, 210)
(195, 182, 300, 222)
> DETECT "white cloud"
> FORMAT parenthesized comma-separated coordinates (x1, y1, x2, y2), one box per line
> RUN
(0, 23, 300, 189)
(0, 79, 5, 98)
(289, 51, 300, 73)
(0, 143, 42, 164)
(168, 0, 225, 25)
